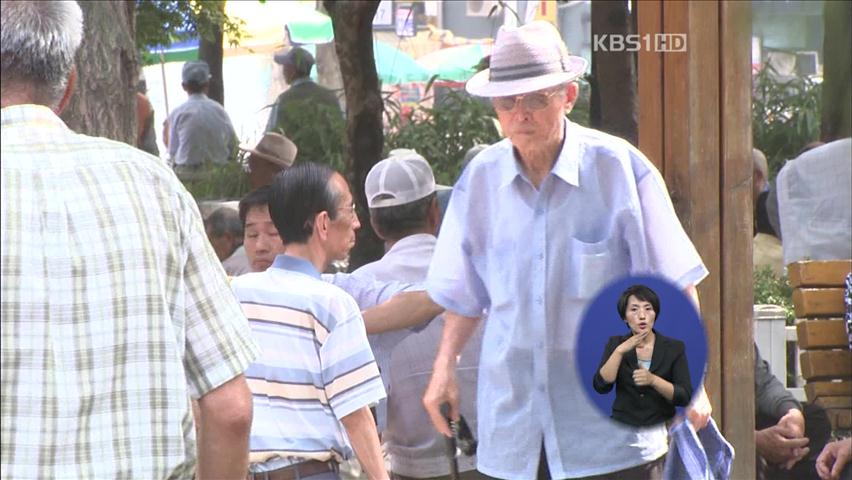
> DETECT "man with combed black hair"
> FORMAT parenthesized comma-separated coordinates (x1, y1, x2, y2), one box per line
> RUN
(232, 162, 389, 480)
(1, 2, 259, 478)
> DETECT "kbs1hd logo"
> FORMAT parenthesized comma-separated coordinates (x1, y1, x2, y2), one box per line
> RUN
(593, 34, 687, 53)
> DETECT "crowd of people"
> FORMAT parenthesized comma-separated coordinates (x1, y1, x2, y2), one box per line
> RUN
(2, 2, 850, 480)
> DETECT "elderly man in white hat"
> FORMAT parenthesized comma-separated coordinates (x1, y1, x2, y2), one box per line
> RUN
(422, 21, 712, 479)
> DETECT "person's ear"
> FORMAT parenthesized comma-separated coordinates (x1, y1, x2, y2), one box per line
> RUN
(316, 211, 330, 241)
(564, 82, 579, 112)
(55, 67, 77, 114)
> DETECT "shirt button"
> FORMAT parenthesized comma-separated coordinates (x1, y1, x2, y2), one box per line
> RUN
(536, 297, 543, 305)
(538, 385, 546, 393)
(535, 208, 544, 215)
(537, 341, 545, 349)
(538, 253, 544, 260)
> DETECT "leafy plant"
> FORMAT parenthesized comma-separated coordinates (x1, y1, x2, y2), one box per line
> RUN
(181, 156, 250, 201)
(753, 265, 795, 325)
(384, 87, 501, 185)
(752, 62, 822, 179)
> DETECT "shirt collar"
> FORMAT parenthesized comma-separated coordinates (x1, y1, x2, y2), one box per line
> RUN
(188, 93, 208, 101)
(498, 118, 581, 189)
(1, 104, 67, 130)
(385, 233, 436, 255)
(271, 254, 321, 279)
(291, 77, 312, 87)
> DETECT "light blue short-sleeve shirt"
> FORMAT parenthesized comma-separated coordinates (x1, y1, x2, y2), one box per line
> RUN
(426, 119, 708, 479)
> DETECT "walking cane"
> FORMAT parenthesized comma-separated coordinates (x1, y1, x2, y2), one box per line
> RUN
(441, 403, 461, 480)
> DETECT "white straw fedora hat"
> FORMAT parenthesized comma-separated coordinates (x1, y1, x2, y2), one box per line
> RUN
(466, 21, 588, 97)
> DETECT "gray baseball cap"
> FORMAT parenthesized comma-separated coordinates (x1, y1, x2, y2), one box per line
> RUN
(182, 61, 211, 84)
(273, 46, 315, 72)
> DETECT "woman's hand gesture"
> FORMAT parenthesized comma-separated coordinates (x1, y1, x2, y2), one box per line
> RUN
(615, 330, 650, 355)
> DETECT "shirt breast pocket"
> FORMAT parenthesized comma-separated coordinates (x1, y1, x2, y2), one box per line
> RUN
(566, 236, 627, 299)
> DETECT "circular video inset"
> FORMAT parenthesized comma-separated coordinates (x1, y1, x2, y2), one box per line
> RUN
(575, 275, 708, 427)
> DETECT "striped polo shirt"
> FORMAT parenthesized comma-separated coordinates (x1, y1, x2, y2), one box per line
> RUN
(231, 255, 385, 469)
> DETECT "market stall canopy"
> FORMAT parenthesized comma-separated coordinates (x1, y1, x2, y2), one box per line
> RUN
(143, 1, 333, 65)
(374, 40, 432, 85)
(417, 43, 492, 82)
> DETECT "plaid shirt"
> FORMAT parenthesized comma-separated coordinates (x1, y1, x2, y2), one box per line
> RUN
(1, 105, 260, 479)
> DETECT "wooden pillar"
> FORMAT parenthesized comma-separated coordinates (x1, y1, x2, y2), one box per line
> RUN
(637, 1, 754, 477)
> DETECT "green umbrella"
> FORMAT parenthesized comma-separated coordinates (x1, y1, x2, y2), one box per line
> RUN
(417, 44, 492, 82)
(373, 41, 432, 85)
(286, 8, 334, 44)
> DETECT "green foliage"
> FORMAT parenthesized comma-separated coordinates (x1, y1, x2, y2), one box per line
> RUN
(752, 63, 822, 179)
(136, 0, 246, 60)
(384, 88, 500, 185)
(753, 265, 795, 325)
(181, 157, 250, 201)
(271, 101, 347, 173)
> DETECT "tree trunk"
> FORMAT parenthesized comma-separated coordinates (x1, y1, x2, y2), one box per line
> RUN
(821, 0, 851, 142)
(198, 1, 225, 106)
(316, 3, 345, 112)
(324, 0, 384, 269)
(589, 0, 638, 146)
(60, 1, 137, 145)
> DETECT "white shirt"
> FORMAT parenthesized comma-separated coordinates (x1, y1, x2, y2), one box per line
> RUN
(777, 137, 852, 266)
(352, 234, 483, 477)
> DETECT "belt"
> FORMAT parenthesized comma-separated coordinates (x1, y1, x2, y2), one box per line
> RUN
(247, 460, 337, 480)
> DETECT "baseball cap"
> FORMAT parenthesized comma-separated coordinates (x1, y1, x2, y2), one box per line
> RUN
(273, 46, 315, 72)
(365, 149, 437, 209)
(182, 61, 211, 84)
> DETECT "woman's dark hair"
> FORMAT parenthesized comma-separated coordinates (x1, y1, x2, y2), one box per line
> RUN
(616, 284, 660, 320)
(269, 161, 341, 245)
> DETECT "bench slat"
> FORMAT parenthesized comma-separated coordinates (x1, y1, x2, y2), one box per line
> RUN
(796, 319, 849, 349)
(805, 380, 852, 401)
(800, 350, 852, 380)
(787, 260, 852, 288)
(793, 288, 846, 318)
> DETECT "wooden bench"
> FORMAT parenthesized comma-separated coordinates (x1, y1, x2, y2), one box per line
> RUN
(790, 260, 852, 431)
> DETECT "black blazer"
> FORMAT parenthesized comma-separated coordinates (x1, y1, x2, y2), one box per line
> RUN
(592, 330, 693, 427)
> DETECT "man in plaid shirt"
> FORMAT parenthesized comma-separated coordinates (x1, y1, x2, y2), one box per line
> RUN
(1, 2, 259, 479)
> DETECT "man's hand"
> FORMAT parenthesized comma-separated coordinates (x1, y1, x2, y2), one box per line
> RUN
(422, 359, 459, 438)
(816, 437, 852, 480)
(632, 368, 657, 387)
(755, 418, 810, 468)
(615, 330, 650, 355)
(777, 408, 808, 469)
(686, 386, 712, 431)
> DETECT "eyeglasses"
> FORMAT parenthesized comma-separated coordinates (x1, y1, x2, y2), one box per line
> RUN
(492, 89, 564, 111)
(337, 203, 357, 220)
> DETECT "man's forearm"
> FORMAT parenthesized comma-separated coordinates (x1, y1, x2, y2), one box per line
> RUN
(197, 375, 253, 480)
(434, 311, 481, 369)
(340, 406, 388, 480)
(363, 291, 444, 334)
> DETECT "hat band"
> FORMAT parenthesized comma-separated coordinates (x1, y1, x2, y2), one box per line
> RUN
(489, 59, 567, 82)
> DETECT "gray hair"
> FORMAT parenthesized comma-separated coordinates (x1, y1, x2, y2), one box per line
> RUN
(205, 207, 244, 241)
(0, 1, 84, 105)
